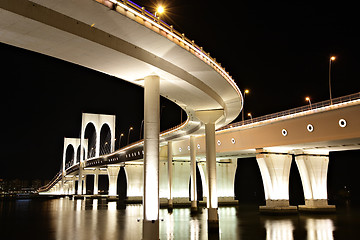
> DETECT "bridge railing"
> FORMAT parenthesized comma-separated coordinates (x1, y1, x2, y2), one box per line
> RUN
(219, 92, 360, 130)
(102, 0, 241, 96)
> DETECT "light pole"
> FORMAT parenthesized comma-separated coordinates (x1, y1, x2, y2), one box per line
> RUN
(305, 97, 312, 110)
(241, 89, 250, 123)
(247, 113, 253, 123)
(140, 120, 144, 139)
(118, 133, 124, 149)
(329, 56, 336, 105)
(127, 127, 133, 145)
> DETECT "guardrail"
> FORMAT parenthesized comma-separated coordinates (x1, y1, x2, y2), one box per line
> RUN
(98, 0, 241, 96)
(219, 92, 360, 130)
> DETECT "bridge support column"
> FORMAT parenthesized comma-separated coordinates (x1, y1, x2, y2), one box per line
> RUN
(107, 165, 121, 199)
(190, 135, 198, 212)
(195, 109, 223, 230)
(167, 141, 173, 209)
(143, 75, 160, 240)
(77, 163, 84, 196)
(294, 150, 335, 212)
(83, 175, 87, 195)
(93, 168, 99, 195)
(256, 149, 297, 213)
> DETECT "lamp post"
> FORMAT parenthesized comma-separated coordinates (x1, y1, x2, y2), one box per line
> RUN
(305, 97, 312, 110)
(140, 120, 144, 139)
(118, 133, 124, 149)
(248, 113, 253, 123)
(127, 127, 133, 145)
(241, 89, 250, 123)
(329, 56, 336, 105)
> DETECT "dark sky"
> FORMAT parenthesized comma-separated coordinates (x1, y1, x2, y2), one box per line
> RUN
(1, 0, 360, 180)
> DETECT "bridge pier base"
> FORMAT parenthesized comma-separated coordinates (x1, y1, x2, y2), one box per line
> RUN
(294, 151, 335, 212)
(143, 220, 159, 240)
(256, 149, 297, 213)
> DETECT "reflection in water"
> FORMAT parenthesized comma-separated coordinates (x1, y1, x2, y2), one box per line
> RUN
(265, 219, 294, 240)
(306, 218, 334, 240)
(0, 199, 350, 239)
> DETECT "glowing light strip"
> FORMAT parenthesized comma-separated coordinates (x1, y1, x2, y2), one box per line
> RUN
(108, 0, 241, 96)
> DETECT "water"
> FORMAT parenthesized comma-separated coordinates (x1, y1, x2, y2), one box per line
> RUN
(1, 198, 360, 239)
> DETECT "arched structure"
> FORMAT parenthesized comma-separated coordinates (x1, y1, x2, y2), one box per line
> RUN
(80, 113, 116, 160)
(78, 113, 116, 195)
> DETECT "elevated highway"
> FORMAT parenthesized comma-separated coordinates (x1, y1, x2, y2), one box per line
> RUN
(1, 0, 242, 236)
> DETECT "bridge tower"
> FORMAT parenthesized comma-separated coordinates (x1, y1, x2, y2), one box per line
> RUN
(78, 113, 116, 195)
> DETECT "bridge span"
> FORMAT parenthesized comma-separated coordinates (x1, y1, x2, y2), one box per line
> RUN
(42, 93, 360, 214)
(1, 0, 242, 236)
(2, 0, 360, 238)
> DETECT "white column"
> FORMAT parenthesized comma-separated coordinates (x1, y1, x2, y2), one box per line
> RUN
(294, 150, 335, 211)
(94, 168, 99, 195)
(83, 175, 87, 195)
(256, 149, 296, 212)
(143, 75, 160, 240)
(107, 165, 121, 197)
(167, 141, 173, 208)
(77, 164, 83, 195)
(195, 109, 223, 228)
(190, 135, 197, 212)
(95, 127, 101, 158)
(79, 114, 85, 195)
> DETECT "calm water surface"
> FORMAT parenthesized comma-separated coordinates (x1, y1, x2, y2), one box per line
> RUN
(1, 198, 360, 239)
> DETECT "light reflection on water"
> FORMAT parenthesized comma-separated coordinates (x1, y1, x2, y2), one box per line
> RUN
(1, 198, 355, 239)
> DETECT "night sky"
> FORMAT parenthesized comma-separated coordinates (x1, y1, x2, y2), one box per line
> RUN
(1, 0, 360, 198)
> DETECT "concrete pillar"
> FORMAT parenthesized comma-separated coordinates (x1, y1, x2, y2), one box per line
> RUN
(195, 109, 223, 228)
(77, 163, 84, 196)
(93, 168, 99, 195)
(294, 150, 335, 212)
(190, 135, 197, 212)
(95, 128, 101, 158)
(107, 165, 121, 198)
(167, 141, 173, 209)
(256, 149, 297, 213)
(83, 175, 87, 195)
(143, 75, 160, 240)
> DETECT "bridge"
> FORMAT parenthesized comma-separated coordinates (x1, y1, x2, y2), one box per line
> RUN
(1, 0, 360, 238)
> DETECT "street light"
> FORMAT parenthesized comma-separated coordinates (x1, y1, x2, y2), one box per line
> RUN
(155, 5, 164, 17)
(242, 89, 250, 123)
(305, 96, 312, 110)
(329, 56, 336, 105)
(127, 127, 133, 145)
(140, 120, 144, 139)
(118, 133, 124, 149)
(247, 112, 253, 123)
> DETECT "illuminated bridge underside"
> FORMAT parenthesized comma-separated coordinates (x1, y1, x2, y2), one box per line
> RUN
(0, 0, 242, 138)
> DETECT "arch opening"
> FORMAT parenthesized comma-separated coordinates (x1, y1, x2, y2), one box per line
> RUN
(65, 145, 75, 169)
(100, 123, 111, 155)
(84, 122, 97, 159)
